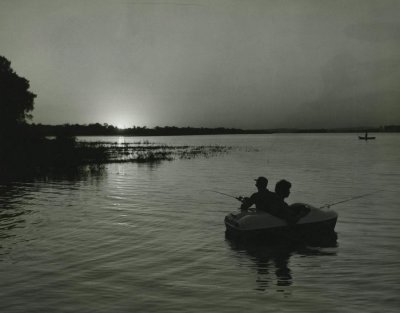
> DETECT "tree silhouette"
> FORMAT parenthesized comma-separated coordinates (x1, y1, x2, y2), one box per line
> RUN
(0, 56, 36, 132)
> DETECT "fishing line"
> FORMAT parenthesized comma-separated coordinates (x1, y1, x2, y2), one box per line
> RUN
(320, 190, 381, 209)
(204, 190, 243, 202)
(206, 189, 381, 208)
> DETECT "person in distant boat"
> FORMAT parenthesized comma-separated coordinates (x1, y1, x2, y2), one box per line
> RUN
(240, 176, 275, 212)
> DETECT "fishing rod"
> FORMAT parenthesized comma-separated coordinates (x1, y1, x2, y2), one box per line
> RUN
(320, 190, 381, 209)
(208, 189, 380, 208)
(205, 190, 244, 202)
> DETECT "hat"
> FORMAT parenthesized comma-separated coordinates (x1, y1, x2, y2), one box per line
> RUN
(254, 176, 268, 185)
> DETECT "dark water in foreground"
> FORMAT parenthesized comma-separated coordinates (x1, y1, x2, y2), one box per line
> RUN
(1, 134, 399, 312)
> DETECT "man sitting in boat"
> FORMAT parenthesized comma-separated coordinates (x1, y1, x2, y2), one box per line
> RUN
(273, 179, 291, 207)
(270, 179, 296, 224)
(271, 179, 310, 225)
(239, 176, 275, 212)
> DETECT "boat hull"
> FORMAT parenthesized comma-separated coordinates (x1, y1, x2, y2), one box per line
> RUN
(224, 204, 338, 243)
(358, 136, 376, 140)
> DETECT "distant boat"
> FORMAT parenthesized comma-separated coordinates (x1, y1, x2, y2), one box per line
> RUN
(358, 136, 376, 140)
(358, 132, 376, 140)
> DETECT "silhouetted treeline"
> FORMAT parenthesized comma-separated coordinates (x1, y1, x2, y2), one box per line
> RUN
(289, 125, 400, 133)
(26, 123, 400, 137)
(381, 125, 400, 132)
(27, 123, 252, 136)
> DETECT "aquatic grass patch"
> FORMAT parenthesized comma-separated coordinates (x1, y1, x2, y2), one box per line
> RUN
(76, 141, 233, 163)
(177, 145, 233, 159)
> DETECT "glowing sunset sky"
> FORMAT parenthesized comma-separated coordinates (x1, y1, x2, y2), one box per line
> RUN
(1, 0, 399, 129)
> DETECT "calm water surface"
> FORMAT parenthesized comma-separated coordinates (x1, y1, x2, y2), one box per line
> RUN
(1, 134, 399, 312)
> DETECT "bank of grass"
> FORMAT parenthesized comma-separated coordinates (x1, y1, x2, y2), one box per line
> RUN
(0, 135, 233, 179)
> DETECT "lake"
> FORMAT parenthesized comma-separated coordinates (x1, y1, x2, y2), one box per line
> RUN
(1, 133, 399, 313)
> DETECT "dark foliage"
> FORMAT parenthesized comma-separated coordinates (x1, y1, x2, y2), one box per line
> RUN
(0, 56, 36, 135)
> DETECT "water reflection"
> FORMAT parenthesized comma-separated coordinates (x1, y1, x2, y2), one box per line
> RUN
(0, 162, 107, 183)
(0, 166, 108, 257)
(226, 235, 338, 291)
(0, 183, 32, 251)
(35, 164, 107, 182)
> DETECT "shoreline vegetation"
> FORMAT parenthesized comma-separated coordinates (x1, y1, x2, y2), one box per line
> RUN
(0, 130, 235, 179)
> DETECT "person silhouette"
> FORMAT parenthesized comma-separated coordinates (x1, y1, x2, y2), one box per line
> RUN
(272, 179, 310, 224)
(269, 179, 294, 222)
(275, 179, 291, 199)
(240, 177, 275, 212)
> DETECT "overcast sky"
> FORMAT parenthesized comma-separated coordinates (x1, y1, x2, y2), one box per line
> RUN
(1, 0, 399, 129)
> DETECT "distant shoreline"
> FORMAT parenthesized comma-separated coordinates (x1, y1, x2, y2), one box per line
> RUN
(26, 123, 400, 137)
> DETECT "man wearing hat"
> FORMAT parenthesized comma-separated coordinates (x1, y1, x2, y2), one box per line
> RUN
(240, 176, 275, 212)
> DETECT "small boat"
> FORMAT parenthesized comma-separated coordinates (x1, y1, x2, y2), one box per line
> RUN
(358, 136, 376, 140)
(358, 132, 376, 140)
(224, 203, 338, 242)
